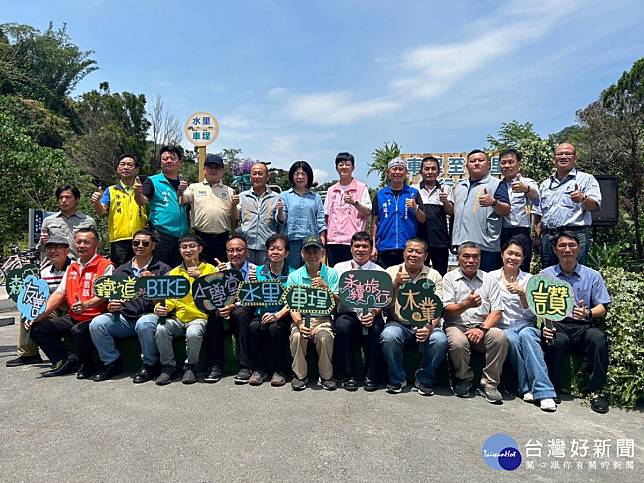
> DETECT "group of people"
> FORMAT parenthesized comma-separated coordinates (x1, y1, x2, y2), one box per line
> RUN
(6, 142, 612, 414)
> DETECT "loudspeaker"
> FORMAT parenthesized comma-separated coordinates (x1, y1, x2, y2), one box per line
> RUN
(591, 175, 619, 227)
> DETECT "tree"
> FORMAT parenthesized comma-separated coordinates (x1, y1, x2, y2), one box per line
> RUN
(369, 141, 401, 187)
(148, 94, 181, 168)
(575, 58, 644, 260)
(487, 121, 557, 182)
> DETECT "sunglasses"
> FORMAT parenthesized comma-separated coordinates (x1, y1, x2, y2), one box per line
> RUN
(132, 240, 151, 247)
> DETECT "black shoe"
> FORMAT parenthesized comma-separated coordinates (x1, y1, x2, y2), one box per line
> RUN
(132, 364, 159, 384)
(453, 379, 472, 398)
(386, 380, 407, 394)
(590, 394, 609, 414)
(553, 395, 562, 405)
(364, 378, 378, 392)
(291, 377, 308, 391)
(204, 366, 222, 384)
(319, 378, 337, 391)
(343, 377, 359, 392)
(76, 363, 95, 380)
(234, 368, 252, 385)
(414, 380, 434, 396)
(182, 364, 198, 384)
(42, 355, 79, 378)
(156, 365, 175, 386)
(94, 359, 123, 382)
(6, 354, 43, 367)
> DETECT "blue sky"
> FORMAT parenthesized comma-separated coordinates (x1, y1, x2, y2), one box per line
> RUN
(2, 0, 643, 183)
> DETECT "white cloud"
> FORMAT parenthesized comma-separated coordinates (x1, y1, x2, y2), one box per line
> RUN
(312, 168, 332, 184)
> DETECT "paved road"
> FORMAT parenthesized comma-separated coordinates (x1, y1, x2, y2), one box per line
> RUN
(0, 319, 642, 482)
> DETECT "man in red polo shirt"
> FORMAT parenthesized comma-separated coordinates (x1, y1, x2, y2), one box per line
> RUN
(30, 228, 112, 379)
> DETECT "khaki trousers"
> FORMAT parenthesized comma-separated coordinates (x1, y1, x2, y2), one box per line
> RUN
(17, 318, 40, 357)
(445, 325, 508, 388)
(289, 320, 334, 380)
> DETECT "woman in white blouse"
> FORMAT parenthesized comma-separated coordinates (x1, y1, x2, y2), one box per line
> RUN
(490, 238, 557, 412)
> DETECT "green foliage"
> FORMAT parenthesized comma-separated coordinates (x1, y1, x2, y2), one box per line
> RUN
(599, 267, 644, 408)
(369, 141, 401, 187)
(0, 95, 72, 148)
(486, 121, 557, 182)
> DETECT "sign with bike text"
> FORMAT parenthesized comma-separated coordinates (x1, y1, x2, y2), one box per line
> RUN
(396, 279, 443, 326)
(6, 265, 40, 302)
(526, 275, 574, 321)
(94, 276, 138, 300)
(134, 276, 191, 300)
(339, 270, 393, 311)
(184, 111, 219, 146)
(192, 270, 244, 312)
(17, 275, 49, 321)
(237, 280, 285, 307)
(281, 285, 335, 316)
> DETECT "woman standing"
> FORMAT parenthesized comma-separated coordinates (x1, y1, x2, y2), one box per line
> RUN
(278, 161, 326, 269)
(490, 238, 557, 412)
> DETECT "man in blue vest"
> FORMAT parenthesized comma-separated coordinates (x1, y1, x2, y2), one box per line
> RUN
(134, 145, 189, 268)
(370, 157, 425, 268)
(452, 150, 511, 272)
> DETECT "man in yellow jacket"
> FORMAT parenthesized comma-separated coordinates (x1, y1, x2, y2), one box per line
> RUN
(153, 235, 216, 385)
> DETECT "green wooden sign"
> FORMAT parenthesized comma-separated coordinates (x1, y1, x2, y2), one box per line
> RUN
(396, 279, 443, 327)
(192, 270, 243, 312)
(339, 270, 393, 310)
(280, 285, 335, 316)
(526, 275, 574, 321)
(237, 280, 285, 307)
(94, 275, 138, 300)
(6, 265, 39, 302)
(134, 276, 192, 300)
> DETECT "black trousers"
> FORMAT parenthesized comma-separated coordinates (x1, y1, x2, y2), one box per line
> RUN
(427, 246, 449, 276)
(110, 240, 134, 268)
(195, 230, 229, 265)
(333, 312, 385, 381)
(249, 314, 292, 375)
(543, 321, 609, 392)
(479, 250, 502, 272)
(206, 306, 254, 370)
(501, 226, 532, 273)
(326, 244, 352, 267)
(30, 316, 93, 366)
(154, 231, 182, 268)
(378, 250, 404, 269)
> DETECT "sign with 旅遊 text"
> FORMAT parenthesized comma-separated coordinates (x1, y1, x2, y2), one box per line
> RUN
(192, 270, 244, 312)
(280, 285, 335, 316)
(94, 276, 138, 300)
(134, 276, 191, 300)
(237, 280, 285, 307)
(396, 279, 443, 326)
(526, 275, 574, 321)
(17, 275, 49, 322)
(339, 270, 393, 311)
(184, 111, 219, 146)
(6, 265, 40, 302)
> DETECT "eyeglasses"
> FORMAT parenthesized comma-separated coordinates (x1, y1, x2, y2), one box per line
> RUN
(226, 248, 245, 254)
(132, 240, 151, 247)
(556, 243, 578, 249)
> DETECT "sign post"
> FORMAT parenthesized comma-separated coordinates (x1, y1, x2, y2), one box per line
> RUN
(184, 111, 219, 181)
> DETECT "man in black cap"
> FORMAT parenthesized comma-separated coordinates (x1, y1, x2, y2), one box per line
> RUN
(181, 154, 239, 264)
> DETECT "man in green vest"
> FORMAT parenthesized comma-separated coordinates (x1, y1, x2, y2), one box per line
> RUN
(91, 154, 148, 267)
(134, 145, 189, 268)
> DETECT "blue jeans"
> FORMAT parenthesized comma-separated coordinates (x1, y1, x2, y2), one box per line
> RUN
(89, 313, 159, 366)
(285, 239, 303, 270)
(380, 322, 448, 386)
(504, 326, 556, 400)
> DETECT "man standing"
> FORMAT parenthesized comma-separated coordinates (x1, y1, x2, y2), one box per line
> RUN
(499, 149, 539, 272)
(237, 162, 281, 265)
(452, 150, 511, 272)
(134, 145, 189, 268)
(204, 235, 257, 384)
(30, 228, 113, 379)
(324, 153, 372, 266)
(381, 238, 448, 395)
(182, 154, 239, 265)
(413, 156, 454, 275)
(371, 157, 425, 268)
(541, 231, 611, 413)
(442, 242, 508, 404)
(40, 184, 96, 259)
(333, 232, 386, 392)
(534, 143, 601, 268)
(288, 235, 339, 391)
(5, 236, 71, 367)
(89, 229, 170, 383)
(90, 154, 148, 267)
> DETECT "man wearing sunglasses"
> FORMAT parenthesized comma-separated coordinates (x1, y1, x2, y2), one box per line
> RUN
(89, 229, 170, 383)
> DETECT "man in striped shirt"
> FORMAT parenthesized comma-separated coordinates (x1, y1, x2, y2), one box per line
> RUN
(5, 236, 72, 367)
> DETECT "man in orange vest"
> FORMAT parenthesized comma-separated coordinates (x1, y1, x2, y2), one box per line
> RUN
(30, 228, 113, 379)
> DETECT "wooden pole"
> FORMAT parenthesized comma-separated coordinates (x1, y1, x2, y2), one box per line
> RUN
(198, 145, 206, 181)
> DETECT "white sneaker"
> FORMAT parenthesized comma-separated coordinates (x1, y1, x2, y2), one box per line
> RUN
(522, 392, 534, 403)
(540, 398, 557, 412)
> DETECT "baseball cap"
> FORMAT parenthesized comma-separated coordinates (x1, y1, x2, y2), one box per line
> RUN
(204, 154, 224, 167)
(302, 235, 324, 249)
(45, 236, 70, 247)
